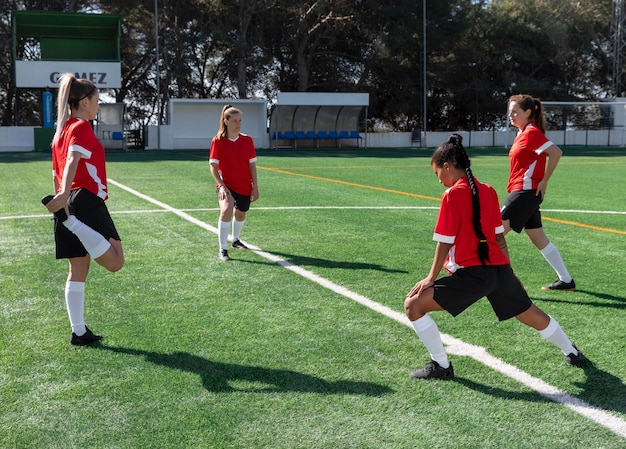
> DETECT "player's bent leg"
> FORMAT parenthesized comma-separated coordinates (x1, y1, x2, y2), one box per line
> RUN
(94, 239, 124, 272)
(514, 303, 550, 330)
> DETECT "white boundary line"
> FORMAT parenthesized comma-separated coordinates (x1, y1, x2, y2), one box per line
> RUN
(103, 178, 626, 440)
(3, 205, 626, 221)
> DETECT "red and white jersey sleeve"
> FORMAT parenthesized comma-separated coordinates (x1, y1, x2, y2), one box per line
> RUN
(209, 133, 257, 195)
(433, 177, 509, 272)
(507, 123, 551, 192)
(52, 118, 108, 200)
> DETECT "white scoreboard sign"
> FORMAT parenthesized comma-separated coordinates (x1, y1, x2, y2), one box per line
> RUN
(15, 61, 122, 88)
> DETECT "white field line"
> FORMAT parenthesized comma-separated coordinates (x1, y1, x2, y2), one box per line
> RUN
(101, 178, 626, 440)
(4, 205, 626, 221)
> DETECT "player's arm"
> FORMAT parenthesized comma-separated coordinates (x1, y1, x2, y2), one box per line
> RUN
(46, 150, 83, 214)
(406, 242, 452, 298)
(536, 144, 562, 198)
(249, 161, 259, 201)
(496, 233, 510, 261)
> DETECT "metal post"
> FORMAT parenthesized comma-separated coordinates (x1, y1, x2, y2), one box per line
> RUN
(154, 0, 161, 149)
(422, 0, 427, 135)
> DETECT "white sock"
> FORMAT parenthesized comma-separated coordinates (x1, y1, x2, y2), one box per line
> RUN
(411, 314, 450, 368)
(540, 242, 572, 282)
(218, 220, 230, 250)
(232, 219, 245, 241)
(538, 316, 577, 355)
(63, 216, 111, 259)
(65, 281, 86, 336)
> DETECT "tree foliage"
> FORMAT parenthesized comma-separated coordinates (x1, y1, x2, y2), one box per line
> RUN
(0, 0, 615, 131)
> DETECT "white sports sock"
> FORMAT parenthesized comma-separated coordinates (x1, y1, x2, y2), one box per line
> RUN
(218, 220, 230, 250)
(540, 242, 572, 282)
(232, 219, 245, 241)
(63, 216, 111, 259)
(65, 281, 86, 336)
(538, 316, 577, 355)
(411, 314, 450, 368)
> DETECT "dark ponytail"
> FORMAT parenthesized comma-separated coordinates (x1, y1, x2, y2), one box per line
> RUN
(432, 134, 490, 265)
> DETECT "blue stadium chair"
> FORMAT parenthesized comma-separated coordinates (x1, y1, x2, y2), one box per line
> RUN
(295, 130, 307, 140)
(111, 131, 126, 151)
(317, 130, 330, 139)
(272, 130, 283, 140)
(283, 131, 296, 140)
(339, 130, 350, 139)
(350, 130, 363, 147)
(306, 130, 317, 139)
(328, 130, 340, 139)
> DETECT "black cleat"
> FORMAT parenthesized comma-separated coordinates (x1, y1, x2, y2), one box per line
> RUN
(410, 360, 455, 380)
(231, 239, 249, 250)
(70, 327, 103, 346)
(566, 345, 587, 367)
(541, 279, 576, 291)
(41, 194, 68, 222)
(219, 249, 231, 262)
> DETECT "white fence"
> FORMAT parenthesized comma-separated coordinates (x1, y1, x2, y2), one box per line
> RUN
(2, 126, 626, 152)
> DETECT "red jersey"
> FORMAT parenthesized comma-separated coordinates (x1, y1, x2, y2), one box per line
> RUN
(507, 123, 552, 192)
(434, 177, 509, 273)
(209, 133, 257, 195)
(52, 118, 108, 200)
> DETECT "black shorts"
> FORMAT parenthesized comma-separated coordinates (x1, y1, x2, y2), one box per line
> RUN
(217, 187, 251, 212)
(501, 190, 543, 233)
(432, 265, 532, 321)
(54, 188, 120, 259)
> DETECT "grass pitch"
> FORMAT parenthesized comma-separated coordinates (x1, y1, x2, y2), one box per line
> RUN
(1, 146, 625, 448)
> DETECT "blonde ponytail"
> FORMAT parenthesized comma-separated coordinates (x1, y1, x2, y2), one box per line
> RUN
(53, 73, 74, 144)
(52, 73, 98, 144)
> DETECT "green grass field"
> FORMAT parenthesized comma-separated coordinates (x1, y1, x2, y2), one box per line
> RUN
(1, 146, 625, 448)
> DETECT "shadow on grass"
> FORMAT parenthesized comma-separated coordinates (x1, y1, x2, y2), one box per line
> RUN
(95, 344, 394, 396)
(454, 360, 626, 416)
(260, 250, 409, 274)
(539, 289, 626, 310)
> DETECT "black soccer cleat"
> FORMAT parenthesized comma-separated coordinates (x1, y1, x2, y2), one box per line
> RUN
(410, 360, 455, 380)
(541, 279, 576, 291)
(70, 327, 103, 346)
(231, 239, 249, 250)
(566, 345, 587, 367)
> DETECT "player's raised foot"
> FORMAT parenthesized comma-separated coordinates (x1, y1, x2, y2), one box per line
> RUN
(70, 327, 103, 346)
(566, 345, 587, 367)
(541, 278, 576, 291)
(231, 239, 249, 250)
(219, 249, 231, 262)
(410, 360, 454, 380)
(41, 194, 68, 222)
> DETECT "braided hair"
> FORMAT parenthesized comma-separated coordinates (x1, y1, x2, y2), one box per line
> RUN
(432, 134, 490, 266)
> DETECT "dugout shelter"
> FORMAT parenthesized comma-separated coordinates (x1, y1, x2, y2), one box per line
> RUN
(269, 93, 369, 149)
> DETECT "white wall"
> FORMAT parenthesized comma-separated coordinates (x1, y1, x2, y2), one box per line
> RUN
(2, 126, 626, 152)
(168, 99, 269, 150)
(0, 127, 36, 152)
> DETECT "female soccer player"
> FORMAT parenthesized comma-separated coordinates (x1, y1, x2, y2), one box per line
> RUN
(209, 105, 259, 262)
(42, 73, 124, 345)
(404, 134, 585, 379)
(502, 94, 575, 291)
